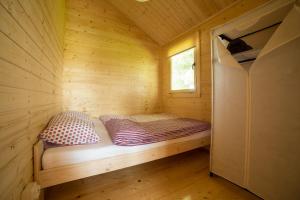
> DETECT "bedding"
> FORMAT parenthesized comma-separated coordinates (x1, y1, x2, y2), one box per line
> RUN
(102, 117, 210, 146)
(49, 111, 93, 126)
(40, 111, 100, 145)
(126, 113, 176, 122)
(99, 113, 176, 123)
(99, 114, 131, 124)
(42, 117, 211, 169)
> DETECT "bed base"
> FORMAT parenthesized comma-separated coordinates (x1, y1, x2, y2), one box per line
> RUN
(34, 136, 210, 188)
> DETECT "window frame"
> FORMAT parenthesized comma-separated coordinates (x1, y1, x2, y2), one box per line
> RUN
(169, 46, 197, 93)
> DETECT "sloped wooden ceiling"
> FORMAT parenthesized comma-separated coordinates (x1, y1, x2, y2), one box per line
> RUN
(109, 0, 238, 45)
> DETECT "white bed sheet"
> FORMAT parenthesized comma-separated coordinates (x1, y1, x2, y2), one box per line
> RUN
(42, 114, 211, 169)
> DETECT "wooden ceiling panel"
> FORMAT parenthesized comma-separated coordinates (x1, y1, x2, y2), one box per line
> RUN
(109, 0, 238, 45)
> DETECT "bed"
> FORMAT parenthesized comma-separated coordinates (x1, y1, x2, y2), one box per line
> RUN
(34, 114, 211, 188)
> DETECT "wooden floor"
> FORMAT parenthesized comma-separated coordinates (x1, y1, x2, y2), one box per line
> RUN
(45, 149, 260, 200)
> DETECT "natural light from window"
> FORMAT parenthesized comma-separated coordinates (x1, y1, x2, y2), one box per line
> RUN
(170, 48, 195, 91)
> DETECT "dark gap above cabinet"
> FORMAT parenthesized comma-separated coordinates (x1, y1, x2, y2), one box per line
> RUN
(238, 58, 256, 63)
(219, 34, 253, 54)
(219, 21, 282, 55)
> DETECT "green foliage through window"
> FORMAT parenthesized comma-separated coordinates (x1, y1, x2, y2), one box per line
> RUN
(171, 48, 195, 91)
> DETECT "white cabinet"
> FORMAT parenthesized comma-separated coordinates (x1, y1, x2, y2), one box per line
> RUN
(210, 1, 300, 199)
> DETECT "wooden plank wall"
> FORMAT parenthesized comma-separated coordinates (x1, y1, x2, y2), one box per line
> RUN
(0, 0, 65, 199)
(63, 0, 161, 117)
(160, 0, 269, 122)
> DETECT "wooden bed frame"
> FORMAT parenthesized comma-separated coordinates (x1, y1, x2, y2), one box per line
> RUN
(34, 135, 210, 188)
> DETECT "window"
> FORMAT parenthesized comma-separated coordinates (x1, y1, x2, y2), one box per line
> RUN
(170, 47, 196, 91)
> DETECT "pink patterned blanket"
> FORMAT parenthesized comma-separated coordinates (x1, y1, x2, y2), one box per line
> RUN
(102, 118, 210, 146)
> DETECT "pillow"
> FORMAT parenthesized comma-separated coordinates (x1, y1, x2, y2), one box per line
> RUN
(99, 115, 131, 124)
(40, 112, 100, 145)
(130, 113, 177, 122)
(59, 111, 90, 121)
(49, 111, 93, 127)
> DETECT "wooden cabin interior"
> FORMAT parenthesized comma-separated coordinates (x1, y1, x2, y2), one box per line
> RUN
(1, 0, 299, 199)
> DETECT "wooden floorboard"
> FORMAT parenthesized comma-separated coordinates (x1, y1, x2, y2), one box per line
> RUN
(45, 149, 261, 200)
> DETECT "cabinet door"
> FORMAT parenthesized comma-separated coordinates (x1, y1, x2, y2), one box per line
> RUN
(211, 39, 248, 186)
(249, 37, 300, 200)
(249, 7, 300, 199)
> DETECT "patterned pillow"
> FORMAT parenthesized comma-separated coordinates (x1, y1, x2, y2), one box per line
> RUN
(49, 111, 91, 126)
(40, 112, 100, 145)
(60, 111, 90, 121)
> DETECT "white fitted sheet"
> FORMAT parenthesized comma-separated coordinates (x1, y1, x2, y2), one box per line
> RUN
(42, 114, 211, 169)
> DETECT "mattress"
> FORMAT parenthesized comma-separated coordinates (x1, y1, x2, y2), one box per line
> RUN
(42, 114, 211, 169)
